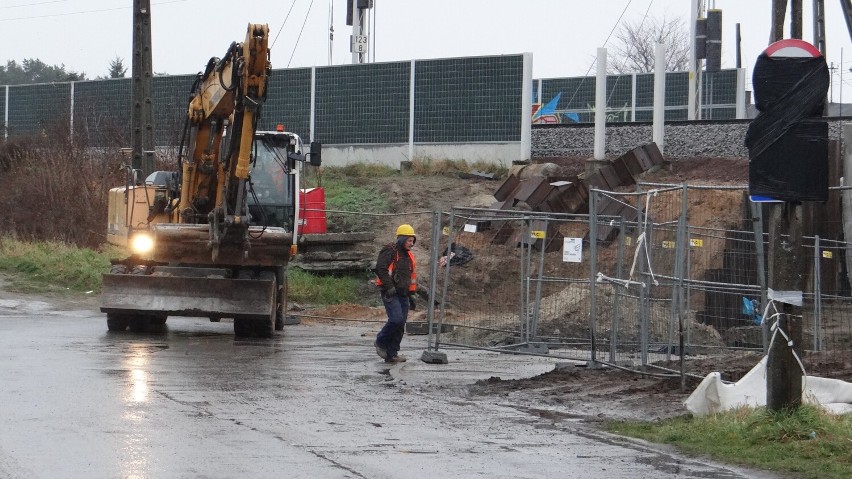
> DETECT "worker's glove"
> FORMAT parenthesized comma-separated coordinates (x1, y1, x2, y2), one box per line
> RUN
(408, 297, 416, 311)
(381, 287, 395, 303)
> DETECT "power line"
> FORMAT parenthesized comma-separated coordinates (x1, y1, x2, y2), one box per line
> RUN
(564, 0, 636, 107)
(288, 0, 315, 68)
(0, 0, 72, 9)
(271, 1, 298, 50)
(0, 0, 186, 22)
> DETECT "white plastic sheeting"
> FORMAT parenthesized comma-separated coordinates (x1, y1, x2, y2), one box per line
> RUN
(685, 356, 852, 416)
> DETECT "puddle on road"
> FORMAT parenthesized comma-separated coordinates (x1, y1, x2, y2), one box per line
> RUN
(0, 298, 54, 313)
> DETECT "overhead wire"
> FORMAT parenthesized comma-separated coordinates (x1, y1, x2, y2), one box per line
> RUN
(288, 0, 315, 68)
(0, 0, 72, 9)
(564, 0, 656, 112)
(0, 0, 186, 21)
(271, 0, 298, 50)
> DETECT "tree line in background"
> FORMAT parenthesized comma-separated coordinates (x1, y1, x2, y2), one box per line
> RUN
(0, 55, 127, 85)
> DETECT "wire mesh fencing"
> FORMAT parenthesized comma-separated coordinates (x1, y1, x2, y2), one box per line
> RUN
(424, 185, 852, 379)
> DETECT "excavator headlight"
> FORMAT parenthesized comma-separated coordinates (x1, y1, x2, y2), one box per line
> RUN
(130, 233, 155, 255)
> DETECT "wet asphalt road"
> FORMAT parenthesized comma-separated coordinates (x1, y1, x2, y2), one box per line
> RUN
(0, 295, 776, 479)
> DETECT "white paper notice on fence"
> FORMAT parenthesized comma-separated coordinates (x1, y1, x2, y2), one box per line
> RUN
(463, 223, 477, 233)
(563, 237, 582, 263)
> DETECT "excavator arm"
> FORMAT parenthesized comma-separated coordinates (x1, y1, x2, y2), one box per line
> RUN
(176, 23, 272, 261)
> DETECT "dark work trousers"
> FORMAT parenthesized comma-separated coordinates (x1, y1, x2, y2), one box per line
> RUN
(376, 293, 410, 358)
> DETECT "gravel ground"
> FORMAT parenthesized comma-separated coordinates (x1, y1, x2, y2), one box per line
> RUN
(532, 119, 845, 159)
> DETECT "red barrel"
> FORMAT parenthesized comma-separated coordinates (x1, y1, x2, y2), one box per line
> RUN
(299, 188, 327, 234)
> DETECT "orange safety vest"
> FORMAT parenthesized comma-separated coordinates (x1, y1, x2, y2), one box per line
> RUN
(376, 249, 417, 292)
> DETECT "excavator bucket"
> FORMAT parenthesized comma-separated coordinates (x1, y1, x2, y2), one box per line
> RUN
(100, 274, 275, 320)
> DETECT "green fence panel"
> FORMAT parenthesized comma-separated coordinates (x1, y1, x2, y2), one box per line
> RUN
(315, 61, 410, 145)
(415, 55, 523, 143)
(7, 83, 71, 137)
(262, 67, 312, 141)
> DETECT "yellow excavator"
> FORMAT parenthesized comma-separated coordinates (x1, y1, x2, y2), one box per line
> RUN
(100, 23, 321, 337)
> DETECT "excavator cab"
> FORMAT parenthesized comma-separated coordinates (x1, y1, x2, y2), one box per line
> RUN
(248, 131, 298, 231)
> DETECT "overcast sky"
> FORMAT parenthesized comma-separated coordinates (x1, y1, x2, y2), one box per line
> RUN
(1, 0, 851, 102)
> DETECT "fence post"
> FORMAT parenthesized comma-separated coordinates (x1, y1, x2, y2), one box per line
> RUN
(813, 235, 822, 351)
(668, 186, 688, 361)
(520, 217, 532, 343)
(637, 193, 651, 367)
(750, 201, 769, 353)
(426, 210, 442, 351)
(530, 218, 549, 340)
(630, 73, 638, 122)
(674, 185, 689, 386)
(589, 191, 599, 363)
(610, 215, 625, 363)
(437, 209, 457, 349)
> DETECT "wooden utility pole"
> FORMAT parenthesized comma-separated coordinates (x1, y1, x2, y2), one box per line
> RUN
(131, 0, 155, 182)
(766, 205, 805, 411)
(771, 0, 788, 42)
(764, 3, 805, 412)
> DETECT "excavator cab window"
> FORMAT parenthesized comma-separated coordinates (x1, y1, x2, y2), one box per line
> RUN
(248, 135, 296, 230)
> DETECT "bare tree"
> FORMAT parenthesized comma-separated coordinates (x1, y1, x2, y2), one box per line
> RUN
(609, 16, 690, 74)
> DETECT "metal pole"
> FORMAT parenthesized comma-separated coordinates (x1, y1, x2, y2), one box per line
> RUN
(589, 191, 599, 363)
(310, 67, 316, 142)
(653, 43, 666, 153)
(437, 209, 456, 349)
(520, 217, 531, 343)
(531, 218, 549, 340)
(426, 210, 442, 351)
(631, 73, 637, 122)
(594, 48, 606, 160)
(813, 236, 822, 351)
(638, 198, 650, 367)
(751, 201, 769, 352)
(610, 215, 626, 363)
(408, 60, 415, 161)
(675, 186, 690, 388)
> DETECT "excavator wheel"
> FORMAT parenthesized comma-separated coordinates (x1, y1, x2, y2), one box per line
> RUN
(234, 318, 253, 337)
(106, 314, 130, 332)
(274, 266, 286, 331)
(128, 316, 151, 333)
(255, 271, 277, 338)
(254, 318, 274, 338)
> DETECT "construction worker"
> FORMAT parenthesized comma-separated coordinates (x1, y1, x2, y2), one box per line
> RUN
(374, 224, 417, 363)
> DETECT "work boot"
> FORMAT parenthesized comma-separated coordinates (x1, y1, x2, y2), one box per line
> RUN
(374, 341, 388, 359)
(385, 355, 407, 363)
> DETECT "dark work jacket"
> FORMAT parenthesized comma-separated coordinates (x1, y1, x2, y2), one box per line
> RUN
(374, 241, 416, 295)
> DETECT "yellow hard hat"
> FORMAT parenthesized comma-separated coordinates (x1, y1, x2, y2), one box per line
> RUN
(396, 224, 415, 237)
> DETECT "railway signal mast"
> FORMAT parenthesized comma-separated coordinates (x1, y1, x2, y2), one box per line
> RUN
(347, 0, 374, 64)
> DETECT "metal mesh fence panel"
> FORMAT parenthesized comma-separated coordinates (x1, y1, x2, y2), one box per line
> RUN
(681, 185, 763, 355)
(8, 83, 71, 137)
(432, 208, 532, 351)
(262, 67, 312, 141)
(153, 74, 195, 148)
(315, 61, 410, 145)
(73, 78, 130, 147)
(539, 69, 737, 123)
(427, 207, 616, 363)
(805, 235, 852, 366)
(1, 87, 7, 135)
(414, 55, 524, 143)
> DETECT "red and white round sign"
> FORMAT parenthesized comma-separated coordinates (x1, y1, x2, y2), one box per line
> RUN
(764, 39, 822, 58)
